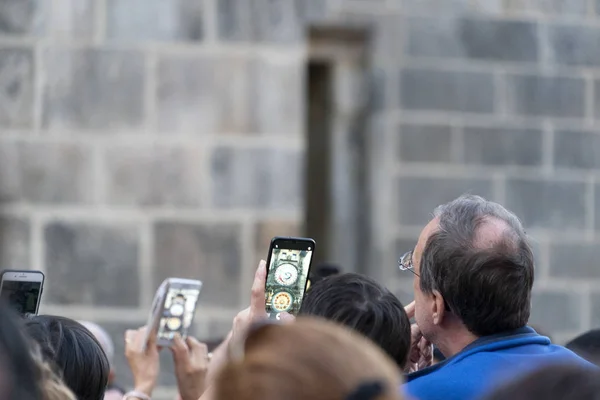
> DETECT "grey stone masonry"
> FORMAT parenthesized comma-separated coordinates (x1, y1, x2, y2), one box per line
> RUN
(1, 0, 600, 395)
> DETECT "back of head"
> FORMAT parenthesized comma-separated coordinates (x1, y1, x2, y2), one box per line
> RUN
(0, 301, 43, 400)
(566, 330, 600, 365)
(299, 273, 411, 368)
(24, 315, 109, 400)
(78, 321, 115, 368)
(215, 317, 403, 400)
(483, 364, 600, 400)
(30, 349, 77, 400)
(421, 194, 534, 336)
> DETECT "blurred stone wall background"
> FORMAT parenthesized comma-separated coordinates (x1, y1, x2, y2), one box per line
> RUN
(0, 0, 599, 395)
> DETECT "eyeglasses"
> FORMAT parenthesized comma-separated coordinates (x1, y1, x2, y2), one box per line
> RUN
(398, 251, 419, 277)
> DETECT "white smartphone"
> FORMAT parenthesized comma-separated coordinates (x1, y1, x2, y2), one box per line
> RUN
(0, 270, 45, 316)
(143, 278, 203, 349)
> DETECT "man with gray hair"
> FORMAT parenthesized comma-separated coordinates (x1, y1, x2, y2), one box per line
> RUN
(79, 321, 124, 400)
(400, 195, 594, 400)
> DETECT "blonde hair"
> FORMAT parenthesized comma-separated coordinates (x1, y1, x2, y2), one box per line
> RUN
(31, 345, 76, 400)
(215, 317, 403, 400)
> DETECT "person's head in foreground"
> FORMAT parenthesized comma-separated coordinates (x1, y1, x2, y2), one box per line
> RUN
(566, 329, 600, 366)
(299, 272, 411, 368)
(0, 301, 43, 400)
(24, 315, 110, 400)
(78, 321, 124, 399)
(408, 194, 534, 352)
(482, 364, 600, 400)
(402, 195, 592, 400)
(31, 348, 76, 400)
(214, 317, 403, 400)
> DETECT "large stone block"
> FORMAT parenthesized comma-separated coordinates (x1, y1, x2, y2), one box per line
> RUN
(42, 48, 145, 130)
(217, 0, 302, 43)
(546, 25, 600, 67)
(49, 0, 94, 38)
(397, 177, 494, 226)
(398, 124, 453, 163)
(549, 243, 600, 279)
(210, 146, 303, 210)
(594, 81, 600, 120)
(463, 127, 543, 166)
(594, 185, 600, 231)
(44, 222, 140, 306)
(402, 0, 471, 14)
(153, 222, 242, 308)
(255, 220, 302, 257)
(106, 0, 203, 42)
(505, 179, 587, 230)
(506, 0, 587, 14)
(0, 217, 30, 270)
(157, 55, 254, 134)
(294, 0, 329, 23)
(400, 68, 495, 113)
(104, 144, 203, 207)
(0, 0, 45, 35)
(530, 290, 582, 334)
(100, 321, 178, 387)
(0, 141, 93, 204)
(250, 0, 303, 43)
(505, 74, 585, 118)
(0, 48, 34, 129)
(407, 18, 538, 63)
(554, 130, 600, 170)
(251, 56, 303, 135)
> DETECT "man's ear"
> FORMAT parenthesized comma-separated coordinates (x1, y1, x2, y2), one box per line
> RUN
(431, 290, 446, 325)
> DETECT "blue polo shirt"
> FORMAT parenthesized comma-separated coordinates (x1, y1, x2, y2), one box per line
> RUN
(404, 327, 595, 400)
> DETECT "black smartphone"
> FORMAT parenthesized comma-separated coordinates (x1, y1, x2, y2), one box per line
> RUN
(264, 237, 316, 320)
(0, 270, 45, 316)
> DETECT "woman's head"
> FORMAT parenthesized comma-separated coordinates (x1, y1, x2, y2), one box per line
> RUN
(30, 347, 76, 400)
(215, 317, 403, 400)
(0, 302, 43, 400)
(24, 315, 109, 400)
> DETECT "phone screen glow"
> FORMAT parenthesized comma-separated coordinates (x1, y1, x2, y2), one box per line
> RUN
(265, 246, 313, 318)
(157, 287, 200, 341)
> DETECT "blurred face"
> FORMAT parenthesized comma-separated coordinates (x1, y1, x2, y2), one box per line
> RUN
(412, 218, 439, 341)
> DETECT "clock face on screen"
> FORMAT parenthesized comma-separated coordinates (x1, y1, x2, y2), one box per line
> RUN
(274, 263, 298, 286)
(271, 291, 293, 312)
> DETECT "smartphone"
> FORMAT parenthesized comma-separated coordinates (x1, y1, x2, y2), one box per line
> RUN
(0, 270, 45, 316)
(264, 237, 316, 320)
(144, 278, 202, 348)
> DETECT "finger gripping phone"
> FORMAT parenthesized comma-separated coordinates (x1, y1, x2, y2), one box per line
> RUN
(0, 270, 45, 316)
(264, 237, 316, 320)
(144, 278, 203, 349)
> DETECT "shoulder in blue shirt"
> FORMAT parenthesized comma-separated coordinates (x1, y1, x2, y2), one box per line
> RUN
(404, 327, 595, 400)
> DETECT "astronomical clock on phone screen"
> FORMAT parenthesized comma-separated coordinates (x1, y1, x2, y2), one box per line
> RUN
(265, 248, 311, 316)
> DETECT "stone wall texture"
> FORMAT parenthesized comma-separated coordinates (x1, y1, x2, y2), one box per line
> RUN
(1, 0, 600, 396)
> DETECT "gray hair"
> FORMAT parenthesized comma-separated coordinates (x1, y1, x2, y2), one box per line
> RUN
(421, 194, 534, 336)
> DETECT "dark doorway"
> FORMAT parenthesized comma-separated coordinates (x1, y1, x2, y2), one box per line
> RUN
(304, 61, 333, 266)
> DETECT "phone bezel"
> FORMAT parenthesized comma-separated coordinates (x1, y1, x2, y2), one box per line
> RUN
(265, 236, 316, 318)
(0, 270, 45, 315)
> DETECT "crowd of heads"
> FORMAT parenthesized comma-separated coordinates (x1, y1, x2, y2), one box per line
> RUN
(1, 194, 600, 400)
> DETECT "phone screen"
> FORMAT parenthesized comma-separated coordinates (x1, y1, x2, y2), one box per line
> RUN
(265, 239, 314, 319)
(157, 286, 200, 342)
(0, 280, 42, 315)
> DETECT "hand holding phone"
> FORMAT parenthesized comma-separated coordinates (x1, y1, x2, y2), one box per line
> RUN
(0, 270, 44, 316)
(264, 237, 316, 320)
(144, 278, 203, 349)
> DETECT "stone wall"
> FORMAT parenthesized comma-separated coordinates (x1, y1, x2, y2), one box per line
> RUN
(1, 0, 599, 395)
